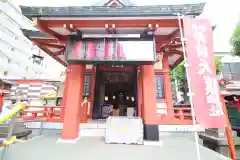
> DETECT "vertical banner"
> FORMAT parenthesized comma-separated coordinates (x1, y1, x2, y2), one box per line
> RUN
(183, 17, 225, 128)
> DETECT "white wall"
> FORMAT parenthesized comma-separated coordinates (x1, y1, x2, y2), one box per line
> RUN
(0, 0, 66, 80)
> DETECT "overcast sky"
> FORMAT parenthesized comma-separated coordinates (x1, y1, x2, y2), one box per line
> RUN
(12, 0, 240, 52)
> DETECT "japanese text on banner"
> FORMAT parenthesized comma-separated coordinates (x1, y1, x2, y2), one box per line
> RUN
(192, 24, 224, 117)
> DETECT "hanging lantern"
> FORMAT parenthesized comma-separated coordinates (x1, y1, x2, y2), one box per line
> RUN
(73, 42, 83, 59)
(104, 41, 112, 60)
(32, 54, 44, 65)
(117, 42, 126, 60)
(131, 97, 135, 102)
(86, 42, 96, 59)
(105, 96, 108, 101)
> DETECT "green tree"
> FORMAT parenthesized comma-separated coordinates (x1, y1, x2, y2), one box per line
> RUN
(171, 56, 222, 89)
(171, 62, 186, 89)
(215, 56, 222, 74)
(231, 25, 240, 56)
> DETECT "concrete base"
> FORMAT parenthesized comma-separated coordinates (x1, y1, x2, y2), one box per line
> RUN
(143, 140, 163, 146)
(57, 136, 80, 144)
(199, 128, 240, 158)
(3, 135, 229, 160)
(144, 124, 159, 141)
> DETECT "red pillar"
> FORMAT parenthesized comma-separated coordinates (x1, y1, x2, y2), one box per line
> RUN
(220, 95, 237, 159)
(142, 65, 157, 124)
(61, 68, 70, 106)
(163, 55, 173, 119)
(0, 94, 3, 113)
(89, 66, 96, 119)
(142, 65, 159, 141)
(60, 64, 84, 141)
(137, 69, 143, 117)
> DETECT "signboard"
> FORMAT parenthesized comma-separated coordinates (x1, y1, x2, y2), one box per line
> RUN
(68, 39, 155, 62)
(183, 18, 225, 128)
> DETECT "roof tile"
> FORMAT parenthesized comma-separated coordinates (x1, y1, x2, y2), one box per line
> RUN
(20, 3, 205, 17)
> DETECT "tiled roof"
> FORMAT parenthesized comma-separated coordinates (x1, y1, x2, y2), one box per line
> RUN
(20, 3, 205, 17)
(21, 29, 48, 38)
(93, 0, 135, 6)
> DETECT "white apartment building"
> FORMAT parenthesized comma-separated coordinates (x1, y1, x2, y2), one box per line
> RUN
(0, 0, 66, 80)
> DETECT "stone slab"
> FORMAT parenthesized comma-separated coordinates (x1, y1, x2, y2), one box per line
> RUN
(0, 135, 230, 160)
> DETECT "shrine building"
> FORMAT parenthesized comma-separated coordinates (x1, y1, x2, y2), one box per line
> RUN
(19, 0, 205, 142)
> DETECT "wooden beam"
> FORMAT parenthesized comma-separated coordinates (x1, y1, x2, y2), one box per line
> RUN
(32, 18, 65, 41)
(31, 38, 60, 44)
(35, 43, 67, 67)
(53, 48, 66, 56)
(63, 24, 74, 33)
(155, 35, 170, 43)
(167, 28, 180, 40)
(105, 24, 112, 34)
(169, 54, 184, 69)
(39, 43, 65, 49)
(41, 19, 179, 28)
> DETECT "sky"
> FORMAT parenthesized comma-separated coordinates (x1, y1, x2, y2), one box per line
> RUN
(11, 0, 240, 52)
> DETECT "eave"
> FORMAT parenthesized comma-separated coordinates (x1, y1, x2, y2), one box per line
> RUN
(20, 3, 205, 18)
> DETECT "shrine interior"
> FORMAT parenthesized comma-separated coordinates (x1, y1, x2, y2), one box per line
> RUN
(92, 65, 137, 119)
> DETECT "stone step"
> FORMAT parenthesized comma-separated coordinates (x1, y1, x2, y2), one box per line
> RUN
(25, 121, 204, 138)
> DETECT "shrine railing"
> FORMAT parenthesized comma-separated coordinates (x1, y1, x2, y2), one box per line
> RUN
(20, 106, 66, 122)
(157, 106, 194, 125)
(20, 105, 194, 124)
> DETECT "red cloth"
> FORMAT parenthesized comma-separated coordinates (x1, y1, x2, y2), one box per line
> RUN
(0, 95, 3, 113)
(235, 99, 240, 112)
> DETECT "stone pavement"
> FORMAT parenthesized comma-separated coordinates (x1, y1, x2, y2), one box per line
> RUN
(0, 134, 230, 160)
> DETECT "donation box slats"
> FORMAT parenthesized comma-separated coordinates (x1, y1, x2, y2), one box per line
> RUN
(105, 116, 143, 145)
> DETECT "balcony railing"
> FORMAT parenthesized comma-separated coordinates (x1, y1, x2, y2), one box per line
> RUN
(157, 107, 194, 125)
(21, 106, 66, 122)
(217, 72, 240, 81)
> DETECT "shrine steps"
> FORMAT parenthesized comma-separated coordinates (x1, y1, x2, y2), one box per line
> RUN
(25, 120, 204, 138)
(80, 120, 106, 137)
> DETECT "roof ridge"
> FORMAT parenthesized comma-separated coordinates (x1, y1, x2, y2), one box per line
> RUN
(19, 2, 206, 8)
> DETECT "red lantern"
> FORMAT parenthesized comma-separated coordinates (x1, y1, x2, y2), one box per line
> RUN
(87, 42, 96, 59)
(117, 43, 126, 60)
(104, 42, 112, 60)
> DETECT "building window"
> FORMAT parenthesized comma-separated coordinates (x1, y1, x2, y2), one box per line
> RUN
(83, 74, 92, 96)
(32, 54, 44, 65)
(3, 71, 8, 76)
(7, 59, 11, 63)
(155, 74, 164, 99)
(221, 63, 240, 73)
(220, 63, 240, 81)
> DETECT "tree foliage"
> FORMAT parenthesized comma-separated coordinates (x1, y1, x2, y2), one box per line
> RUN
(171, 62, 186, 89)
(171, 57, 222, 89)
(231, 25, 240, 56)
(214, 56, 222, 74)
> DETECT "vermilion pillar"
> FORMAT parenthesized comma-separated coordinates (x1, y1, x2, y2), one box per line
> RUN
(142, 65, 159, 141)
(61, 68, 70, 106)
(137, 69, 143, 117)
(60, 64, 84, 142)
(163, 55, 173, 118)
(0, 94, 3, 113)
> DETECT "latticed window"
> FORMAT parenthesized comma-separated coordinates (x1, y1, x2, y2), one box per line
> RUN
(83, 74, 92, 96)
(155, 74, 164, 99)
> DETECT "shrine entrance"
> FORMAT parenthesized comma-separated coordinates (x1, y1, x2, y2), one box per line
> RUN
(92, 64, 138, 119)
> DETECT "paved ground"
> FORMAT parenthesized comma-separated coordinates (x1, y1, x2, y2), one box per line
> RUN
(0, 134, 229, 160)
